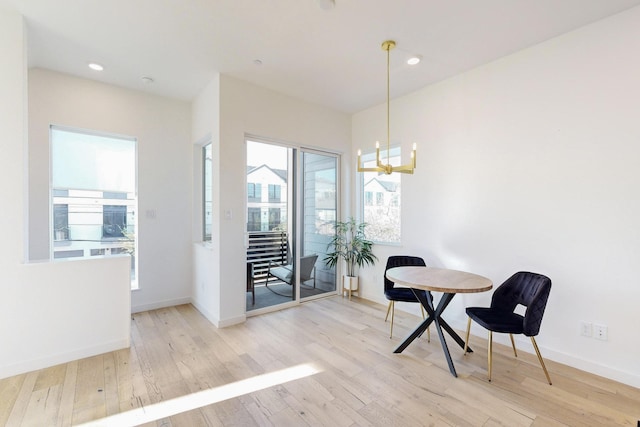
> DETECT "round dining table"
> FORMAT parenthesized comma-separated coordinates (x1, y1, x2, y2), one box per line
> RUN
(385, 266, 493, 377)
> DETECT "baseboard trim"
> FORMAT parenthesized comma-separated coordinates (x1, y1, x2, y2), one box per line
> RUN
(217, 314, 246, 328)
(190, 300, 219, 326)
(364, 294, 640, 389)
(190, 299, 246, 328)
(454, 318, 640, 389)
(0, 338, 129, 380)
(131, 297, 191, 314)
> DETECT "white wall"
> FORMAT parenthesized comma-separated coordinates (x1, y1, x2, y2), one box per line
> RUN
(353, 7, 640, 388)
(1, 257, 132, 379)
(28, 69, 194, 313)
(191, 75, 351, 326)
(0, 11, 131, 380)
(191, 76, 221, 325)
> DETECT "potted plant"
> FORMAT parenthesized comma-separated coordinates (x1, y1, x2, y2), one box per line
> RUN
(324, 217, 377, 298)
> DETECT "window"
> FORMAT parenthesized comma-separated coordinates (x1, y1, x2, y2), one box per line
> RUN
(203, 143, 212, 242)
(248, 183, 262, 202)
(247, 207, 261, 231)
(360, 147, 401, 243)
(268, 184, 281, 202)
(51, 126, 138, 286)
(268, 208, 281, 230)
(103, 205, 126, 238)
(53, 204, 69, 240)
(364, 191, 373, 206)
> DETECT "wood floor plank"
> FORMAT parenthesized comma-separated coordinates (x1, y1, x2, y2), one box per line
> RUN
(21, 384, 62, 427)
(0, 372, 25, 426)
(72, 355, 106, 425)
(55, 360, 77, 427)
(33, 364, 66, 391)
(0, 298, 638, 426)
(4, 371, 38, 427)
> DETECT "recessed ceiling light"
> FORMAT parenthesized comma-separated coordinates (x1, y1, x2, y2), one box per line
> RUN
(407, 56, 421, 65)
(88, 62, 104, 71)
(317, 0, 335, 10)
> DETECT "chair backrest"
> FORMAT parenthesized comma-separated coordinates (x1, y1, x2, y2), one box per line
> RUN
(384, 255, 427, 292)
(299, 254, 318, 281)
(491, 271, 552, 336)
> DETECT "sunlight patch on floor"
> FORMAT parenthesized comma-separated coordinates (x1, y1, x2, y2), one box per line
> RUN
(78, 363, 322, 426)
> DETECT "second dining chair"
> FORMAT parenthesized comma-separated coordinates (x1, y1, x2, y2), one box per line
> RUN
(384, 255, 430, 340)
(463, 271, 553, 384)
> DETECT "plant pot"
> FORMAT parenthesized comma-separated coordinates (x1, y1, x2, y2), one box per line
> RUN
(342, 275, 359, 300)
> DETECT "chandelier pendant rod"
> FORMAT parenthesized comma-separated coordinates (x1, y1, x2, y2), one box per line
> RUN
(386, 39, 391, 167)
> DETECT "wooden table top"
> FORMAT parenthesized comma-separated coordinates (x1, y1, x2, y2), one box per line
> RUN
(385, 267, 493, 294)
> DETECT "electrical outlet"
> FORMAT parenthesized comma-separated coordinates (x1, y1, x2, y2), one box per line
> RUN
(594, 323, 608, 341)
(580, 321, 592, 337)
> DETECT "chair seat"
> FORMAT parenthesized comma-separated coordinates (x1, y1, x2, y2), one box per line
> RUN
(466, 307, 524, 334)
(385, 288, 427, 303)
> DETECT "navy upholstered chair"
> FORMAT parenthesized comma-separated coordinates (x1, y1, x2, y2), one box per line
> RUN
(463, 271, 552, 384)
(384, 256, 430, 340)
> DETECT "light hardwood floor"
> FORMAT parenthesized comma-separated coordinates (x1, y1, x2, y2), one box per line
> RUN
(1, 296, 639, 426)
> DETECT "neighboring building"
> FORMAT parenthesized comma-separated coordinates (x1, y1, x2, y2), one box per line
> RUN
(363, 177, 399, 208)
(363, 177, 400, 243)
(246, 164, 288, 231)
(52, 189, 135, 273)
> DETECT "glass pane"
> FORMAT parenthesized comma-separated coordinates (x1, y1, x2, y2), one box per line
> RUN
(246, 140, 294, 311)
(301, 151, 337, 298)
(51, 127, 138, 287)
(203, 143, 212, 242)
(361, 147, 401, 243)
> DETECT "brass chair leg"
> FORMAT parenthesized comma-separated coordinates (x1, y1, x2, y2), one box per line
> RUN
(389, 301, 395, 338)
(509, 333, 518, 357)
(463, 317, 472, 355)
(488, 331, 493, 382)
(531, 337, 552, 385)
(384, 301, 392, 322)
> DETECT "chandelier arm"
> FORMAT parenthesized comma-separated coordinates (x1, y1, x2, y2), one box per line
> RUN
(390, 165, 415, 174)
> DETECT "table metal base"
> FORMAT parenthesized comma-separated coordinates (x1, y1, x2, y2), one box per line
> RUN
(393, 290, 472, 377)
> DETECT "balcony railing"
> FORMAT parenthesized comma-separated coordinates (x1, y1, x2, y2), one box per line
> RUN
(247, 230, 288, 284)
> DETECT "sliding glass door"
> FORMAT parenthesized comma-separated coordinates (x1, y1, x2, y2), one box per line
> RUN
(245, 139, 338, 312)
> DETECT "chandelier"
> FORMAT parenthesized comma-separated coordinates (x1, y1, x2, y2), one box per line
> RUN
(357, 40, 416, 175)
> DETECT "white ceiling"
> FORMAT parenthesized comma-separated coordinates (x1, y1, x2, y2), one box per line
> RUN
(2, 0, 640, 113)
